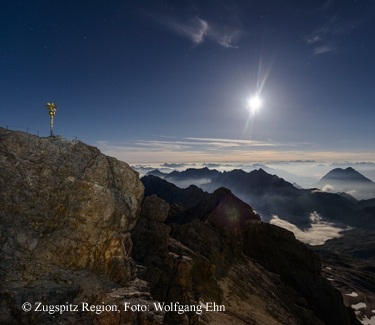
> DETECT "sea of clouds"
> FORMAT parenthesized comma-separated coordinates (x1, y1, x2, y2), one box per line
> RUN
(132, 161, 375, 245)
(270, 212, 351, 246)
(132, 161, 375, 187)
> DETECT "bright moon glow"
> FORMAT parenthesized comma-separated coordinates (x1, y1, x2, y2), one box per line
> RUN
(249, 96, 261, 109)
(247, 95, 262, 113)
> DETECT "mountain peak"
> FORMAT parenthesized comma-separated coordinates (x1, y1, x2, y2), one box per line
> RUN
(316, 167, 375, 200)
(320, 167, 373, 184)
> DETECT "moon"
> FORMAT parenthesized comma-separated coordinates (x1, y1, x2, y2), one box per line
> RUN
(247, 95, 262, 114)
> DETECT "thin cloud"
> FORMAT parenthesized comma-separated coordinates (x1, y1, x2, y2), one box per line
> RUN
(206, 23, 242, 48)
(155, 14, 241, 48)
(160, 16, 208, 45)
(305, 16, 339, 55)
(305, 1, 374, 56)
(318, 0, 335, 12)
(313, 44, 337, 55)
(306, 35, 322, 44)
(180, 136, 276, 147)
(95, 136, 375, 163)
(103, 137, 277, 152)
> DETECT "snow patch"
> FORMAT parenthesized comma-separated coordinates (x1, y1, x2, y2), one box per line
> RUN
(359, 315, 375, 325)
(352, 302, 366, 310)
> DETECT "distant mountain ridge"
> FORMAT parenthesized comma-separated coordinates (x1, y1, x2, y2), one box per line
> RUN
(316, 167, 375, 200)
(146, 167, 375, 229)
(320, 167, 373, 183)
(167, 167, 220, 180)
(321, 167, 373, 183)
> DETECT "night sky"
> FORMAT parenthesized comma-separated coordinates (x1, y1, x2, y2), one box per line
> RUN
(1, 0, 375, 163)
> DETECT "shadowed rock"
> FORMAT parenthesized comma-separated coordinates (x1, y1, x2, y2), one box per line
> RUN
(136, 175, 360, 325)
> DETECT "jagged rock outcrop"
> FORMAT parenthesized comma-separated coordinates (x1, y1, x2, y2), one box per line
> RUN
(315, 228, 375, 323)
(244, 223, 358, 325)
(0, 128, 160, 324)
(142, 174, 208, 217)
(136, 175, 360, 325)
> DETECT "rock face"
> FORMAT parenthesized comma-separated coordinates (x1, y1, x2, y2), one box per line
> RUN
(142, 174, 208, 215)
(315, 228, 375, 323)
(136, 175, 360, 325)
(0, 128, 162, 324)
(0, 127, 143, 281)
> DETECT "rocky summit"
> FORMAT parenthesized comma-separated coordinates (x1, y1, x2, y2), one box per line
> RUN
(0, 128, 162, 324)
(0, 128, 360, 324)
